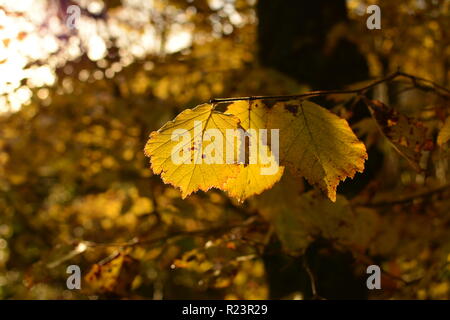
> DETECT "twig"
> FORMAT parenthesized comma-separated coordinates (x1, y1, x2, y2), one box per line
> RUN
(47, 217, 264, 269)
(359, 184, 450, 207)
(333, 243, 422, 287)
(209, 71, 449, 104)
(209, 71, 400, 104)
(302, 256, 325, 300)
(81, 216, 262, 249)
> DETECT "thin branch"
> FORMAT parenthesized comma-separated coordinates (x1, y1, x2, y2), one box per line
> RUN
(209, 70, 450, 104)
(397, 71, 450, 95)
(357, 184, 450, 207)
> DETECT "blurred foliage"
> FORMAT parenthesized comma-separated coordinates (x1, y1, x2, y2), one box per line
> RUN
(0, 0, 449, 300)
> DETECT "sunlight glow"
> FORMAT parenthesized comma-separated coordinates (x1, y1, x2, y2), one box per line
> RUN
(0, 0, 245, 113)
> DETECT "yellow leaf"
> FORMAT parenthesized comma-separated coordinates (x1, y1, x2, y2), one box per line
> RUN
(437, 116, 450, 146)
(144, 103, 241, 198)
(224, 100, 284, 202)
(267, 100, 367, 201)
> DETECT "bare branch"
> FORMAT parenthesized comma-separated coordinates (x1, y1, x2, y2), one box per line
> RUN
(357, 184, 450, 207)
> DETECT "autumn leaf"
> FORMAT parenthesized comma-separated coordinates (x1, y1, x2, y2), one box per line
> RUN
(256, 181, 378, 254)
(437, 116, 450, 146)
(146, 99, 366, 202)
(144, 103, 241, 198)
(352, 117, 380, 148)
(267, 100, 367, 202)
(223, 100, 284, 202)
(366, 99, 434, 171)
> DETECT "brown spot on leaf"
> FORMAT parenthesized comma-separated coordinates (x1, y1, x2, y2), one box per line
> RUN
(284, 104, 299, 114)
